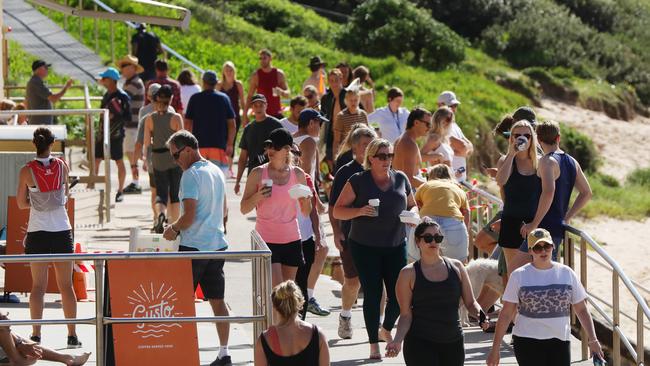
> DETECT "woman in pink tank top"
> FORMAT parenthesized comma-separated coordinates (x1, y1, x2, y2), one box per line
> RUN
(241, 128, 312, 286)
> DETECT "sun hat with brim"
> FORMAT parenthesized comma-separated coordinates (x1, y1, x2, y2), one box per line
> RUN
(98, 67, 120, 81)
(527, 228, 554, 249)
(116, 55, 144, 74)
(264, 128, 293, 150)
(308, 56, 326, 68)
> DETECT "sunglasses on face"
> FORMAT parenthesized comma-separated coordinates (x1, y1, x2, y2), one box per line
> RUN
(531, 242, 554, 254)
(513, 133, 532, 139)
(419, 119, 432, 127)
(373, 153, 394, 161)
(419, 233, 444, 244)
(171, 146, 187, 160)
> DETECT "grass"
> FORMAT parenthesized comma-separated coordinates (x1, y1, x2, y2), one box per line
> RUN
(580, 173, 650, 220)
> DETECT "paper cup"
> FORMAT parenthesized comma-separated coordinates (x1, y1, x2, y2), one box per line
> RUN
(368, 199, 380, 217)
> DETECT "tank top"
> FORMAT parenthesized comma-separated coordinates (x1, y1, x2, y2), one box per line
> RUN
(408, 259, 463, 343)
(293, 135, 318, 180)
(298, 175, 316, 241)
(26, 158, 71, 232)
(502, 158, 541, 220)
(219, 83, 241, 121)
(256, 165, 301, 244)
(151, 111, 177, 171)
(256, 68, 282, 116)
(260, 325, 320, 366)
(539, 151, 576, 238)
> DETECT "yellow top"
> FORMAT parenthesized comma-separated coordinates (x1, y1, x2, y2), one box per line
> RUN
(415, 179, 468, 221)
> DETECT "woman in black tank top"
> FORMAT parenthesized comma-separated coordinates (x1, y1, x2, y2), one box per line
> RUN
(385, 218, 488, 365)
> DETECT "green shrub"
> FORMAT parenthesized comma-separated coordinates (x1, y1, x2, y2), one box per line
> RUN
(336, 0, 466, 70)
(591, 172, 620, 188)
(555, 0, 616, 32)
(559, 123, 600, 173)
(627, 168, 650, 187)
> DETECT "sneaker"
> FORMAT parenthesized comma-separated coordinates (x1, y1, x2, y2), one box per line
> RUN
(338, 315, 353, 339)
(67, 335, 82, 348)
(307, 297, 330, 316)
(123, 182, 142, 194)
(115, 191, 124, 203)
(210, 355, 232, 366)
(154, 213, 166, 234)
(29, 335, 41, 344)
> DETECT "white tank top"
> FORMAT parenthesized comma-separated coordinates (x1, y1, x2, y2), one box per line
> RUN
(294, 134, 318, 181)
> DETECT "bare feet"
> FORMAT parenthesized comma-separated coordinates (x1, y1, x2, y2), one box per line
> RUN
(65, 352, 91, 366)
(378, 327, 393, 343)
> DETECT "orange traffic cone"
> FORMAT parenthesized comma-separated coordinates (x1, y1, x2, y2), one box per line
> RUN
(195, 285, 205, 302)
(73, 243, 88, 301)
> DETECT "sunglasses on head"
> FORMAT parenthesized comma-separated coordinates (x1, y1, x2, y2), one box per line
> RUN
(531, 242, 554, 253)
(513, 133, 532, 139)
(171, 146, 187, 160)
(419, 233, 444, 244)
(373, 153, 394, 161)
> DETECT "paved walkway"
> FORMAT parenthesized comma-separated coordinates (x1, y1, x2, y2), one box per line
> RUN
(3, 0, 105, 83)
(0, 149, 593, 364)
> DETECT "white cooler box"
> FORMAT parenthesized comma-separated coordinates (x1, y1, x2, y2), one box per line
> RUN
(129, 227, 179, 252)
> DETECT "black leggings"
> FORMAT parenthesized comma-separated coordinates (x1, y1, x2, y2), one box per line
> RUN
(403, 335, 465, 366)
(153, 167, 182, 205)
(513, 335, 570, 366)
(349, 239, 406, 343)
(296, 237, 315, 320)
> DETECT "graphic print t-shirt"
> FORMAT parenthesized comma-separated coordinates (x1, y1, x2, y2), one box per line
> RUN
(503, 262, 587, 341)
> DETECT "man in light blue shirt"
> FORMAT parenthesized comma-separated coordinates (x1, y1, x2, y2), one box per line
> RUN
(163, 130, 232, 366)
(367, 87, 409, 143)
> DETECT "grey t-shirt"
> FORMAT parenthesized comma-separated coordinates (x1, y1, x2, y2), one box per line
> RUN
(348, 169, 412, 247)
(26, 75, 53, 125)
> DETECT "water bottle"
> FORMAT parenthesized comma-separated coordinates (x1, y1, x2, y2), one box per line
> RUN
(593, 354, 606, 366)
(515, 136, 528, 151)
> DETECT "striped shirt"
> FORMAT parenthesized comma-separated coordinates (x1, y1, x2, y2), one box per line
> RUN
(123, 76, 145, 128)
(334, 108, 368, 139)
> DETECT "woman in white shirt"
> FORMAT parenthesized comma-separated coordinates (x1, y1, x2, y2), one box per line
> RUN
(177, 69, 201, 116)
(421, 106, 454, 167)
(486, 228, 604, 366)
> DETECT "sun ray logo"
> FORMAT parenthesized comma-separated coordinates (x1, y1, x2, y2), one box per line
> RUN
(123, 282, 184, 339)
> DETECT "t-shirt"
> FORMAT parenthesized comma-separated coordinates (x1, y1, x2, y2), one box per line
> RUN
(185, 90, 235, 150)
(334, 108, 368, 141)
(367, 106, 409, 143)
(180, 84, 201, 114)
(131, 31, 160, 71)
(122, 76, 145, 128)
(100, 89, 131, 140)
(25, 75, 53, 125)
(415, 180, 468, 221)
(179, 159, 228, 251)
(348, 169, 411, 247)
(503, 262, 587, 341)
(238, 117, 283, 171)
(334, 150, 354, 174)
(329, 159, 364, 238)
(279, 117, 299, 134)
(432, 142, 454, 165)
(448, 123, 468, 181)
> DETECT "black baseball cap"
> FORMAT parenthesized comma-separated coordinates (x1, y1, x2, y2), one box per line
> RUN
(32, 60, 51, 71)
(202, 70, 218, 85)
(264, 128, 293, 150)
(251, 94, 267, 104)
(154, 84, 173, 101)
(513, 106, 537, 126)
(299, 108, 328, 125)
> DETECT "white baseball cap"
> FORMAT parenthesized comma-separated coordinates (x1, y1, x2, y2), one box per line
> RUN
(437, 91, 461, 106)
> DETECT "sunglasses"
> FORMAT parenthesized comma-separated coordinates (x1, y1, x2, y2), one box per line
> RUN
(171, 146, 187, 160)
(373, 153, 395, 161)
(418, 119, 432, 127)
(513, 133, 532, 139)
(531, 242, 554, 254)
(419, 233, 444, 244)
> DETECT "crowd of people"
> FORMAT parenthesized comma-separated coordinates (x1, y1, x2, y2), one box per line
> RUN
(7, 43, 608, 366)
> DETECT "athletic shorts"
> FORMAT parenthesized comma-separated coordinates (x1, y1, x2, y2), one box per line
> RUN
(95, 137, 124, 161)
(340, 239, 358, 278)
(25, 230, 74, 254)
(302, 237, 315, 266)
(267, 240, 304, 267)
(154, 167, 182, 205)
(179, 245, 226, 300)
(122, 127, 138, 154)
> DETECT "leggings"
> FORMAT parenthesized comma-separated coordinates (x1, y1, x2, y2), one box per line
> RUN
(403, 335, 465, 366)
(349, 239, 406, 343)
(513, 335, 570, 366)
(295, 237, 315, 320)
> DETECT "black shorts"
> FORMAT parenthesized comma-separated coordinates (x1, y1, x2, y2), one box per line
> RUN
(340, 239, 358, 278)
(148, 172, 156, 189)
(95, 137, 124, 161)
(498, 215, 530, 249)
(179, 246, 226, 300)
(302, 237, 315, 266)
(25, 230, 74, 254)
(154, 167, 182, 205)
(267, 240, 304, 267)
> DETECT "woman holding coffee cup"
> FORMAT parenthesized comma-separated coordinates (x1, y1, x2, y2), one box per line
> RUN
(241, 128, 312, 287)
(334, 138, 415, 360)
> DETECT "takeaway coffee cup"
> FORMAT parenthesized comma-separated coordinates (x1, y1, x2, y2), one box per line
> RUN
(515, 136, 528, 151)
(368, 198, 380, 217)
(261, 179, 273, 196)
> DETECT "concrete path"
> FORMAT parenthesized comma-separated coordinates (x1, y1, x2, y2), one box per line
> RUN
(3, 0, 106, 83)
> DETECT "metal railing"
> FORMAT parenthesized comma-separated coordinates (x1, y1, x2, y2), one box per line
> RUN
(0, 230, 272, 366)
(0, 106, 112, 221)
(461, 181, 649, 365)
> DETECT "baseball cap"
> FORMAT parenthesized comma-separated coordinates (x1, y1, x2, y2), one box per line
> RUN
(265, 128, 293, 150)
(32, 60, 51, 71)
(513, 106, 537, 125)
(98, 67, 120, 81)
(437, 91, 461, 106)
(299, 108, 328, 125)
(308, 56, 326, 68)
(251, 94, 267, 104)
(147, 83, 162, 98)
(527, 228, 554, 249)
(202, 70, 218, 85)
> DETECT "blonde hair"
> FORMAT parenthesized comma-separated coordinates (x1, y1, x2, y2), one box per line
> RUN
(510, 120, 538, 170)
(336, 123, 375, 160)
(221, 61, 237, 83)
(271, 280, 303, 320)
(363, 138, 391, 170)
(429, 164, 454, 181)
(431, 106, 453, 140)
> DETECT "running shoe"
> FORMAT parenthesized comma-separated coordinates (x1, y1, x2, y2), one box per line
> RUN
(154, 213, 166, 234)
(307, 297, 330, 316)
(29, 335, 40, 344)
(67, 335, 82, 348)
(338, 315, 353, 339)
(122, 182, 142, 194)
(115, 191, 124, 203)
(210, 355, 232, 366)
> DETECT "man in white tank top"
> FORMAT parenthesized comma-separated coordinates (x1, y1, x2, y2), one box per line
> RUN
(294, 109, 327, 181)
